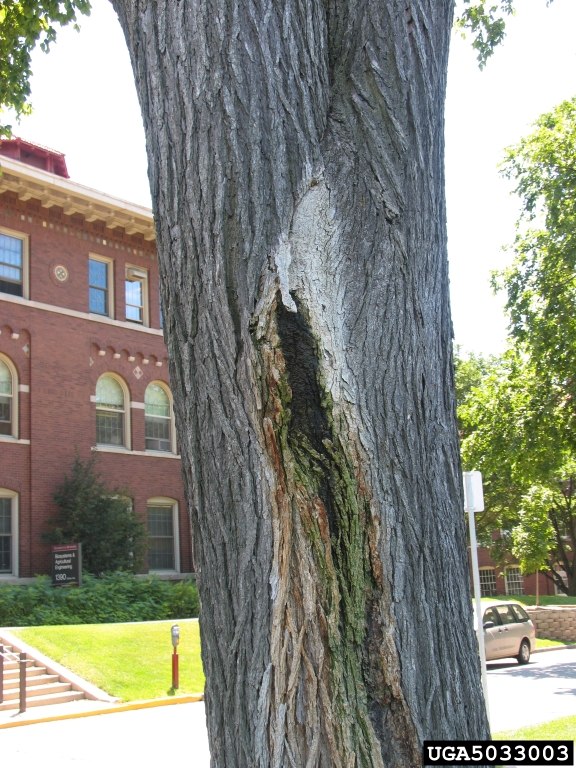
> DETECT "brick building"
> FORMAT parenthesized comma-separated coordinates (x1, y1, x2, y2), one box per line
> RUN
(0, 138, 192, 581)
(473, 544, 563, 599)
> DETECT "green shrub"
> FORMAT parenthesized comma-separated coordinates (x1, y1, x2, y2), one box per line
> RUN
(42, 455, 147, 577)
(0, 573, 199, 627)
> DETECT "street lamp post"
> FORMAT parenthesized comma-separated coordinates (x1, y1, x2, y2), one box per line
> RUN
(463, 470, 491, 729)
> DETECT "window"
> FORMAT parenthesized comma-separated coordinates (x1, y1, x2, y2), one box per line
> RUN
(482, 607, 501, 626)
(0, 490, 18, 576)
(505, 566, 524, 595)
(95, 375, 129, 447)
(0, 228, 28, 299)
(495, 605, 518, 625)
(89, 256, 114, 317)
(125, 266, 149, 326)
(0, 354, 18, 439)
(479, 567, 497, 597)
(145, 383, 173, 452)
(511, 605, 530, 623)
(147, 498, 180, 572)
(553, 567, 568, 596)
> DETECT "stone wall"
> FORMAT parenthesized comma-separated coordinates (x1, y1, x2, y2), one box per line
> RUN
(526, 606, 576, 642)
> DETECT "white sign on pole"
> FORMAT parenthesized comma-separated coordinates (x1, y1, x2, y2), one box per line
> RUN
(463, 470, 490, 729)
(463, 470, 484, 513)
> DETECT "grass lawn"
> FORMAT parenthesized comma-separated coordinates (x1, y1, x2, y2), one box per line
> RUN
(480, 595, 576, 606)
(494, 714, 576, 741)
(536, 637, 574, 648)
(13, 619, 204, 702)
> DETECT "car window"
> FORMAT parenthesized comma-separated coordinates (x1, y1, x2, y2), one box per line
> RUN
(495, 605, 518, 625)
(483, 607, 501, 625)
(511, 605, 530, 623)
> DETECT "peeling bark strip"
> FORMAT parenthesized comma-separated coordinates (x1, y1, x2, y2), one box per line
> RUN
(112, 0, 491, 765)
(256, 292, 419, 767)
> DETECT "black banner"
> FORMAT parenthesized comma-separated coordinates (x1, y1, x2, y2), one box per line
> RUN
(423, 741, 573, 766)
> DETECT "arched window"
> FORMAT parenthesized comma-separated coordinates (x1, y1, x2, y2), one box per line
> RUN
(96, 375, 128, 447)
(145, 382, 173, 452)
(0, 354, 18, 439)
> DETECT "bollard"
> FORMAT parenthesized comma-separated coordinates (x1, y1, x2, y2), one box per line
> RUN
(19, 652, 26, 713)
(0, 644, 3, 705)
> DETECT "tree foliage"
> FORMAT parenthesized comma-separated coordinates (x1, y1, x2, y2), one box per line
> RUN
(457, 96, 576, 595)
(496, 96, 576, 446)
(0, 0, 90, 136)
(458, 348, 575, 593)
(42, 454, 147, 577)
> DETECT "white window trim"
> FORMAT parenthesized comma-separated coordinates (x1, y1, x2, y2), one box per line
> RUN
(0, 489, 19, 578)
(0, 352, 19, 439)
(125, 265, 149, 328)
(145, 381, 177, 454)
(95, 372, 131, 450)
(89, 253, 115, 319)
(0, 293, 163, 335)
(91, 446, 180, 459)
(147, 496, 180, 574)
(0, 225, 29, 300)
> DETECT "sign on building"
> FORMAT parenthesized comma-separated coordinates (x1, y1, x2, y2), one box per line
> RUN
(51, 543, 82, 587)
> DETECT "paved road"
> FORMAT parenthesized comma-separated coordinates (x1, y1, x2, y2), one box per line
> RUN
(487, 647, 576, 733)
(0, 702, 211, 768)
(2, 649, 576, 767)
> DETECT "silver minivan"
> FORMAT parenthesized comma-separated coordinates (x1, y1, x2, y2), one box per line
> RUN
(478, 602, 536, 664)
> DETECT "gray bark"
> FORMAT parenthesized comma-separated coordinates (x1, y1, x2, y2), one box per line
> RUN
(111, 0, 491, 764)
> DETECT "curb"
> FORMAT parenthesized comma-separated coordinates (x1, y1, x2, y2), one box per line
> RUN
(0, 693, 204, 730)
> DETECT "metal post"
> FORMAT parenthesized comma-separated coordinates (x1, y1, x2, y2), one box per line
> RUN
(172, 649, 179, 690)
(466, 503, 490, 728)
(19, 652, 26, 713)
(0, 644, 4, 704)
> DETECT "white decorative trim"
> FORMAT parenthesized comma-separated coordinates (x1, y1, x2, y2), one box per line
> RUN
(0, 292, 163, 335)
(0, 436, 30, 445)
(130, 401, 145, 409)
(90, 395, 97, 402)
(92, 445, 180, 459)
(0, 155, 155, 241)
(18, 384, 29, 393)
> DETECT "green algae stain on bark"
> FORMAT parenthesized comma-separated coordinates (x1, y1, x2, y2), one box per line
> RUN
(256, 291, 388, 767)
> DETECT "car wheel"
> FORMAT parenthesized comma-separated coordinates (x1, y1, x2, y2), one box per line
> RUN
(517, 639, 530, 665)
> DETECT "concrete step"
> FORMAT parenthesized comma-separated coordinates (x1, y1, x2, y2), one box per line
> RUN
(3, 665, 47, 680)
(2, 659, 35, 671)
(2, 681, 74, 701)
(4, 673, 60, 690)
(0, 690, 85, 711)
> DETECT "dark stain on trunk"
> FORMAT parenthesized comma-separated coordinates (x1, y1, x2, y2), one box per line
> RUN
(276, 292, 339, 539)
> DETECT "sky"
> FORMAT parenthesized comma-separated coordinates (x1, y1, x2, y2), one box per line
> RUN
(4, 0, 576, 357)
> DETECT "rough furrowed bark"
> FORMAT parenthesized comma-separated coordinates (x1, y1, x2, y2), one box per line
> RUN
(112, 0, 491, 765)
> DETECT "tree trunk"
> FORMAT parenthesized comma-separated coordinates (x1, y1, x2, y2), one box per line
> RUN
(112, 0, 490, 764)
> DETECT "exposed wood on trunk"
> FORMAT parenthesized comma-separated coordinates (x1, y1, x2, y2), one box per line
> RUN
(111, 0, 491, 764)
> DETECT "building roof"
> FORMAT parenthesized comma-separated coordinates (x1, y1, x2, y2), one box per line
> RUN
(0, 140, 155, 241)
(0, 137, 69, 178)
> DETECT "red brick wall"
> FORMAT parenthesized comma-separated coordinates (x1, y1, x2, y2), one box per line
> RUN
(0, 193, 192, 578)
